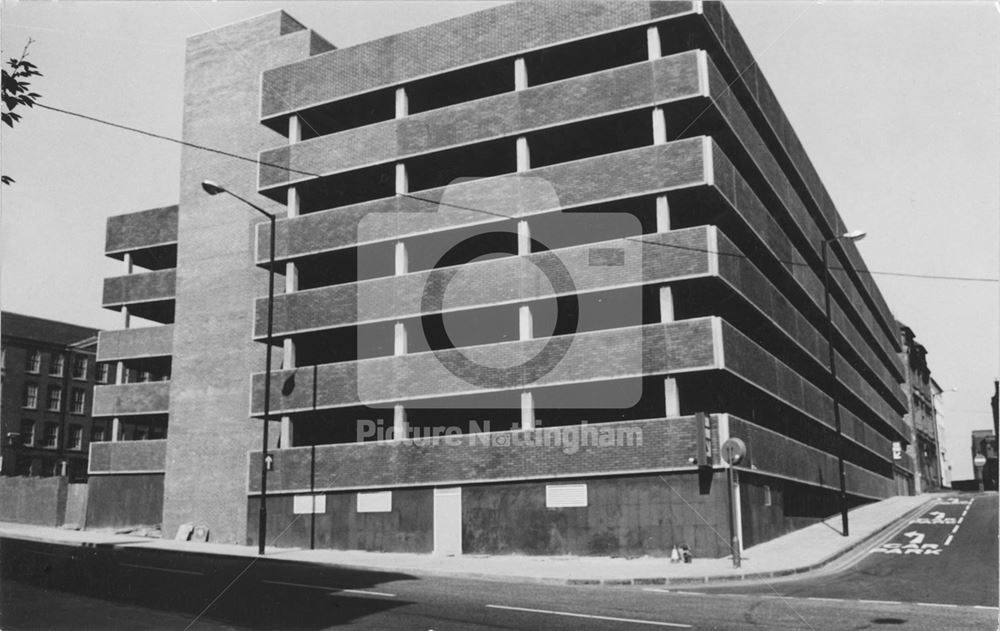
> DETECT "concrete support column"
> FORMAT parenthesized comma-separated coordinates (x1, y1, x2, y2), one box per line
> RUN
(279, 417, 293, 448)
(395, 163, 408, 195)
(647, 25, 662, 60)
(516, 136, 530, 173)
(659, 286, 675, 323)
(282, 339, 296, 372)
(655, 195, 671, 233)
(395, 87, 408, 119)
(393, 404, 408, 440)
(111, 417, 121, 443)
(394, 321, 408, 356)
(514, 57, 529, 91)
(520, 391, 535, 431)
(122, 253, 133, 329)
(517, 220, 531, 256)
(519, 305, 533, 341)
(288, 113, 302, 143)
(664, 377, 680, 418)
(395, 241, 408, 275)
(394, 241, 409, 356)
(652, 107, 667, 145)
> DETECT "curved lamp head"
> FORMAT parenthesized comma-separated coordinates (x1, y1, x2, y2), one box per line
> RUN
(201, 180, 227, 196)
(841, 230, 866, 242)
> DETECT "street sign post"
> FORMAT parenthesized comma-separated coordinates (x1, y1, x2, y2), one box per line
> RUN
(721, 437, 746, 568)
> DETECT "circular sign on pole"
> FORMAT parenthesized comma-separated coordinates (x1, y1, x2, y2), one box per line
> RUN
(974, 455, 987, 467)
(721, 438, 747, 465)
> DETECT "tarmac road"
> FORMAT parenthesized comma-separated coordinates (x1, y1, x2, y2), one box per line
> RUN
(2, 505, 996, 631)
(673, 492, 999, 608)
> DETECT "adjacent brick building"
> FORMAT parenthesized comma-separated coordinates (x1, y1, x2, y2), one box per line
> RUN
(1, 312, 106, 482)
(89, 2, 914, 556)
(897, 322, 942, 492)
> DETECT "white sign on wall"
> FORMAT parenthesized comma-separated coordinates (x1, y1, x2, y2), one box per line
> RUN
(545, 484, 588, 508)
(357, 491, 392, 513)
(293, 494, 327, 514)
(892, 441, 903, 460)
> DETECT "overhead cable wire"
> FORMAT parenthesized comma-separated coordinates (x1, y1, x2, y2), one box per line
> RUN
(35, 102, 1000, 285)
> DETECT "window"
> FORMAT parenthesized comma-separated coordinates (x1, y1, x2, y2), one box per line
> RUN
(763, 485, 772, 507)
(91, 425, 105, 443)
(71, 389, 86, 414)
(21, 420, 35, 446)
(23, 384, 38, 409)
(49, 354, 65, 377)
(42, 423, 59, 448)
(96, 363, 111, 384)
(133, 427, 147, 441)
(72, 356, 88, 380)
(25, 350, 41, 373)
(47, 387, 62, 412)
(67, 425, 83, 450)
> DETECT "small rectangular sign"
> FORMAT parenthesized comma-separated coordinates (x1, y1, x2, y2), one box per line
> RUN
(546, 484, 588, 508)
(357, 491, 392, 513)
(293, 494, 326, 514)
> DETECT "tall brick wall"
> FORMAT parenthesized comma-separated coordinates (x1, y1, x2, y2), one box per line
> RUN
(161, 12, 330, 544)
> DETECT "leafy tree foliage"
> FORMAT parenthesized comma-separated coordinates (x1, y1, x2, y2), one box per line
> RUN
(2, 39, 42, 185)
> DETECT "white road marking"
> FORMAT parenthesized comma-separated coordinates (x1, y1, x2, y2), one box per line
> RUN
(957, 517, 964, 524)
(121, 563, 204, 576)
(642, 589, 706, 596)
(486, 604, 693, 628)
(261, 579, 396, 597)
(858, 599, 903, 605)
(915, 602, 959, 608)
(951, 524, 960, 534)
(944, 534, 954, 546)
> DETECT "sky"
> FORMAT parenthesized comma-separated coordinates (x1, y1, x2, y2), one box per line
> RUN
(1, 1, 997, 480)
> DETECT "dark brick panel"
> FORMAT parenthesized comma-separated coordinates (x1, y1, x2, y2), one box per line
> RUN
(261, 1, 693, 117)
(252, 319, 716, 414)
(97, 325, 173, 362)
(719, 321, 830, 428)
(259, 139, 707, 263)
(257, 227, 711, 337)
(89, 439, 167, 473)
(0, 477, 68, 526)
(105, 205, 178, 255)
(250, 415, 715, 493)
(246, 488, 432, 552)
(101, 269, 176, 308)
(85, 473, 164, 529)
(260, 52, 701, 188)
(92, 382, 170, 417)
(462, 472, 730, 558)
(727, 415, 892, 500)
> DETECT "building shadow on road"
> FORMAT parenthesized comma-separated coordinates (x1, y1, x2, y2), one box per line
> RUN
(2, 537, 418, 629)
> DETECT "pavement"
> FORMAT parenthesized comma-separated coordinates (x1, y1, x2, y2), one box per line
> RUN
(0, 493, 935, 587)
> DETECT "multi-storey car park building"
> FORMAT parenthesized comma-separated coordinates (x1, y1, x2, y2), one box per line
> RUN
(90, 2, 914, 556)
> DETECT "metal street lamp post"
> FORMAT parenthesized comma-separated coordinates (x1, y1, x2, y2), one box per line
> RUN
(821, 229, 865, 538)
(201, 180, 275, 556)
